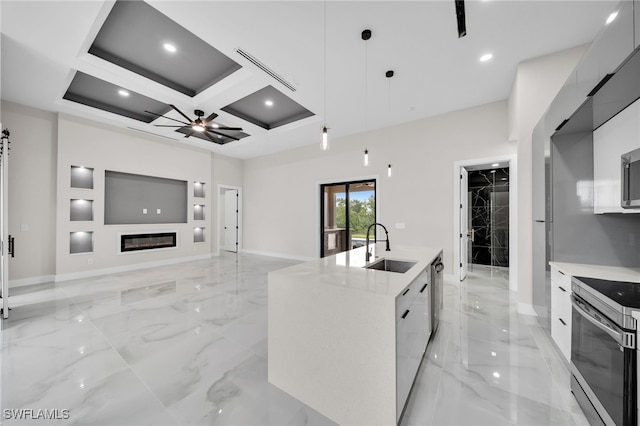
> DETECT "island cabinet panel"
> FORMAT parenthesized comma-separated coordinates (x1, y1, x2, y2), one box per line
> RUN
(268, 244, 442, 426)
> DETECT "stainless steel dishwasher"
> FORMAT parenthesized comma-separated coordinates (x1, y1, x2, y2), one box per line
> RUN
(430, 256, 444, 336)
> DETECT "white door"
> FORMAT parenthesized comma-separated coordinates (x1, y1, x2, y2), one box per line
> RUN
(460, 168, 469, 281)
(224, 190, 238, 252)
(1, 130, 9, 319)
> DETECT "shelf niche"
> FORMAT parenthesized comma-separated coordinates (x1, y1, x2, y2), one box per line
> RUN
(194, 181, 205, 198)
(70, 231, 93, 254)
(70, 166, 94, 189)
(70, 199, 94, 221)
(194, 204, 205, 221)
(194, 227, 205, 243)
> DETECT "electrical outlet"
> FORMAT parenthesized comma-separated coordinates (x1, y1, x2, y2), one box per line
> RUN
(20, 224, 29, 232)
(395, 223, 406, 229)
(87, 258, 93, 265)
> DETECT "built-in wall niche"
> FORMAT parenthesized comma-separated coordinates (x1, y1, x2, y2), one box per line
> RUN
(194, 227, 205, 243)
(70, 166, 94, 189)
(194, 182, 205, 198)
(70, 199, 94, 221)
(194, 204, 205, 220)
(70, 231, 93, 254)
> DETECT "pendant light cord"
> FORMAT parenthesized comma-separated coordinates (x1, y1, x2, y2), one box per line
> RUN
(364, 37, 368, 131)
(323, 0, 327, 125)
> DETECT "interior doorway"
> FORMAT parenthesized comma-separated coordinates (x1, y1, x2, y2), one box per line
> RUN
(1, 128, 10, 319)
(320, 179, 376, 258)
(217, 185, 242, 254)
(453, 155, 517, 291)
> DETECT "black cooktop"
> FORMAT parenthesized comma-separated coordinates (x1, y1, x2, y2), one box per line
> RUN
(575, 276, 640, 309)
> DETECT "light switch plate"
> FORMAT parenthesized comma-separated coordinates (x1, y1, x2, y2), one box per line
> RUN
(20, 224, 29, 231)
(156, 209, 161, 214)
(395, 223, 406, 229)
(142, 209, 147, 214)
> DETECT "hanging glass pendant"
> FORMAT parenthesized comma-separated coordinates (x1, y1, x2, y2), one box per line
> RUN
(321, 126, 329, 151)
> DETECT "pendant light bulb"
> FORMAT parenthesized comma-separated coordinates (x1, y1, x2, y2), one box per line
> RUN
(364, 149, 369, 167)
(321, 126, 329, 151)
(387, 164, 392, 178)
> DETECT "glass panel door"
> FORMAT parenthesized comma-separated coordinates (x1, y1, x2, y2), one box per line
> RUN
(320, 180, 376, 258)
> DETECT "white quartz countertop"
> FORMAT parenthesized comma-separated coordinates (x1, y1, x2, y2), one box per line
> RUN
(269, 243, 442, 298)
(549, 261, 640, 283)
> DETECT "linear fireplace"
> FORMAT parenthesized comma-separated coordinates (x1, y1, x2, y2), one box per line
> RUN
(120, 232, 177, 253)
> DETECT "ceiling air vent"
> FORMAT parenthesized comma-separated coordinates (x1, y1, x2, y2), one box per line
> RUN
(236, 49, 296, 92)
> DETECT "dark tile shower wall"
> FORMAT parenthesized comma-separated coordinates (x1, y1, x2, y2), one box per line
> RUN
(469, 168, 509, 267)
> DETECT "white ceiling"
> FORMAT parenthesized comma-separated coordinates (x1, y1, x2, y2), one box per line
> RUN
(1, 1, 618, 159)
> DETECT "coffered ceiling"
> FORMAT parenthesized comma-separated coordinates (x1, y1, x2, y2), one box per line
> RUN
(1, 1, 618, 159)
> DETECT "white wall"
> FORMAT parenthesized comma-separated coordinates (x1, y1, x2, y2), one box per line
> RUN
(508, 45, 589, 310)
(56, 115, 213, 279)
(244, 101, 514, 273)
(2, 101, 57, 285)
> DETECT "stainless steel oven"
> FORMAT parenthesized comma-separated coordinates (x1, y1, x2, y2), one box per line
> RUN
(621, 147, 640, 208)
(571, 276, 638, 426)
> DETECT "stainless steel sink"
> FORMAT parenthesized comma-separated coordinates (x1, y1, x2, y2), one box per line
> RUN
(363, 258, 417, 273)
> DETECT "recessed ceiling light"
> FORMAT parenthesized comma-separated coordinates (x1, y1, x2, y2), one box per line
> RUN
(118, 89, 130, 97)
(606, 11, 618, 25)
(163, 43, 177, 53)
(491, 163, 499, 167)
(265, 99, 274, 107)
(479, 53, 493, 63)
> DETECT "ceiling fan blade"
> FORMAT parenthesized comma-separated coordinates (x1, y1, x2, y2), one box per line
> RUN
(203, 131, 221, 144)
(213, 126, 243, 131)
(154, 124, 184, 128)
(169, 104, 194, 124)
(455, 0, 466, 38)
(206, 128, 240, 141)
(144, 110, 190, 125)
(183, 129, 196, 139)
(204, 112, 218, 123)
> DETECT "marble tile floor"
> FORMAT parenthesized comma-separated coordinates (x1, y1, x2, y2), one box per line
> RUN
(1, 255, 587, 425)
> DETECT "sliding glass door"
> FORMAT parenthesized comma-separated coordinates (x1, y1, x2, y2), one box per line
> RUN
(320, 179, 376, 258)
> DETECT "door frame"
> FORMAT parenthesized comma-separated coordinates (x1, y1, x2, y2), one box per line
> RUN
(316, 174, 379, 259)
(217, 184, 243, 255)
(452, 155, 517, 291)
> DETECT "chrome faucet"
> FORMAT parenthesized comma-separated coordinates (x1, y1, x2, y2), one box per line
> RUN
(365, 223, 391, 262)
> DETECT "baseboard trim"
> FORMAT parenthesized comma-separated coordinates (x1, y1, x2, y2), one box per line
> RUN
(54, 253, 214, 283)
(9, 275, 55, 288)
(518, 303, 538, 316)
(241, 249, 315, 262)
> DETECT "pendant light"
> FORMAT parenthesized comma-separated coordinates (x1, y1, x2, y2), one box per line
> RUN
(362, 29, 371, 166)
(321, 1, 330, 151)
(386, 70, 394, 177)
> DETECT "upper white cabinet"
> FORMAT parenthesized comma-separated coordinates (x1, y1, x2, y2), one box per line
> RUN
(636, 0, 640, 48)
(593, 98, 640, 213)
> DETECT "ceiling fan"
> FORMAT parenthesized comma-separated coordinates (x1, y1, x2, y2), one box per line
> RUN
(146, 104, 243, 143)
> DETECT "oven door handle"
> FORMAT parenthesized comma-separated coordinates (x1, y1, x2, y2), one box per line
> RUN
(570, 295, 625, 346)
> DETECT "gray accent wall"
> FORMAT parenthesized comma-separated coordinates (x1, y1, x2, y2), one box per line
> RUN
(104, 171, 187, 225)
(552, 123, 640, 267)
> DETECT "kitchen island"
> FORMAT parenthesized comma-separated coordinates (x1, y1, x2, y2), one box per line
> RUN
(268, 243, 442, 425)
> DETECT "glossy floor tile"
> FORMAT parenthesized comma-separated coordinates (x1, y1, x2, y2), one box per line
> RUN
(1, 255, 587, 425)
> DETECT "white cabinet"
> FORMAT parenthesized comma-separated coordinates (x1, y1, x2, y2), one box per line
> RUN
(395, 267, 431, 422)
(593, 98, 640, 214)
(550, 266, 572, 361)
